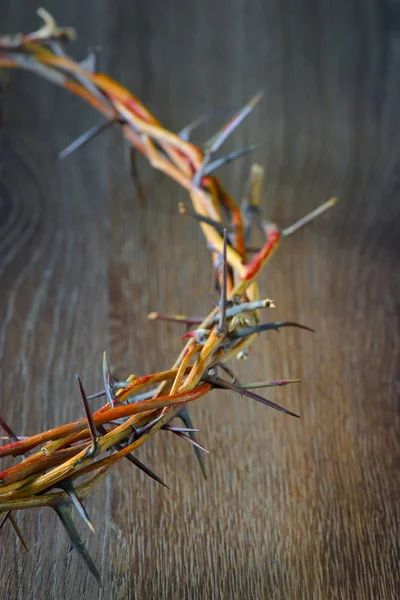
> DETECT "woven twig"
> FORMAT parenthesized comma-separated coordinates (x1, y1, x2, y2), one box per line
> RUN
(0, 9, 336, 584)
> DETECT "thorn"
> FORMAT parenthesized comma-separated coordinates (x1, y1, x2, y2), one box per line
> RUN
(0, 511, 10, 531)
(130, 148, 148, 206)
(76, 375, 99, 458)
(58, 120, 118, 160)
(79, 46, 101, 73)
(178, 106, 235, 141)
(170, 430, 209, 453)
(102, 351, 115, 408)
(136, 413, 164, 435)
(162, 426, 199, 433)
(87, 390, 106, 400)
(124, 452, 168, 488)
(96, 424, 168, 489)
(0, 415, 30, 459)
(178, 202, 229, 235)
(217, 229, 228, 335)
(230, 321, 315, 339)
(282, 197, 338, 237)
(237, 379, 301, 389)
(0, 511, 29, 551)
(0, 415, 19, 442)
(241, 163, 266, 244)
(176, 406, 207, 478)
(205, 92, 263, 155)
(203, 143, 264, 176)
(60, 480, 95, 533)
(7, 510, 29, 552)
(205, 376, 300, 418)
(213, 362, 238, 383)
(148, 310, 204, 326)
(193, 92, 263, 187)
(53, 503, 101, 586)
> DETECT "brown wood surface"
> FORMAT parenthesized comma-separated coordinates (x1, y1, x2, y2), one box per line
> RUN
(0, 1, 399, 598)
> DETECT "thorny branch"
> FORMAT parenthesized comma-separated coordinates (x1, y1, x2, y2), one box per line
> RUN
(0, 10, 337, 584)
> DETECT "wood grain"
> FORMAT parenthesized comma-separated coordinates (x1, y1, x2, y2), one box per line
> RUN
(0, 1, 399, 598)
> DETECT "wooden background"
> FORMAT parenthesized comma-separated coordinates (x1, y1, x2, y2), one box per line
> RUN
(1, 1, 399, 598)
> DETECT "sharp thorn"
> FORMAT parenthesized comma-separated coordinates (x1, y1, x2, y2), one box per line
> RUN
(53, 503, 101, 586)
(205, 91, 263, 155)
(124, 452, 169, 488)
(162, 426, 199, 433)
(178, 202, 229, 235)
(176, 407, 207, 478)
(193, 92, 263, 187)
(76, 375, 99, 457)
(0, 415, 19, 442)
(148, 309, 204, 326)
(79, 46, 101, 73)
(0, 511, 11, 531)
(102, 351, 115, 408)
(238, 379, 301, 389)
(213, 362, 238, 383)
(0, 511, 27, 550)
(282, 197, 338, 237)
(178, 106, 235, 141)
(58, 120, 116, 160)
(9, 513, 29, 552)
(205, 376, 300, 418)
(171, 430, 209, 453)
(129, 148, 148, 206)
(87, 390, 106, 400)
(231, 321, 315, 339)
(217, 229, 228, 335)
(60, 480, 95, 533)
(203, 143, 264, 176)
(96, 424, 168, 488)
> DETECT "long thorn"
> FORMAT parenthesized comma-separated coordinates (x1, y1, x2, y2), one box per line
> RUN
(102, 351, 114, 408)
(282, 197, 338, 237)
(0, 415, 19, 442)
(87, 390, 106, 400)
(203, 143, 264, 176)
(53, 503, 101, 586)
(76, 375, 99, 457)
(8, 513, 29, 552)
(148, 310, 204, 326)
(162, 426, 199, 433)
(214, 362, 238, 383)
(237, 379, 301, 389)
(60, 479, 95, 533)
(231, 321, 315, 338)
(205, 92, 263, 155)
(59, 120, 122, 159)
(96, 424, 168, 488)
(0, 511, 10, 531)
(218, 229, 228, 335)
(170, 430, 209, 453)
(176, 406, 207, 478)
(178, 106, 234, 141)
(178, 202, 229, 235)
(193, 92, 263, 186)
(205, 376, 300, 418)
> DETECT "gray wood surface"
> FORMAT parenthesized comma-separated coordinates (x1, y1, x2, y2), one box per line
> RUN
(0, 1, 399, 598)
